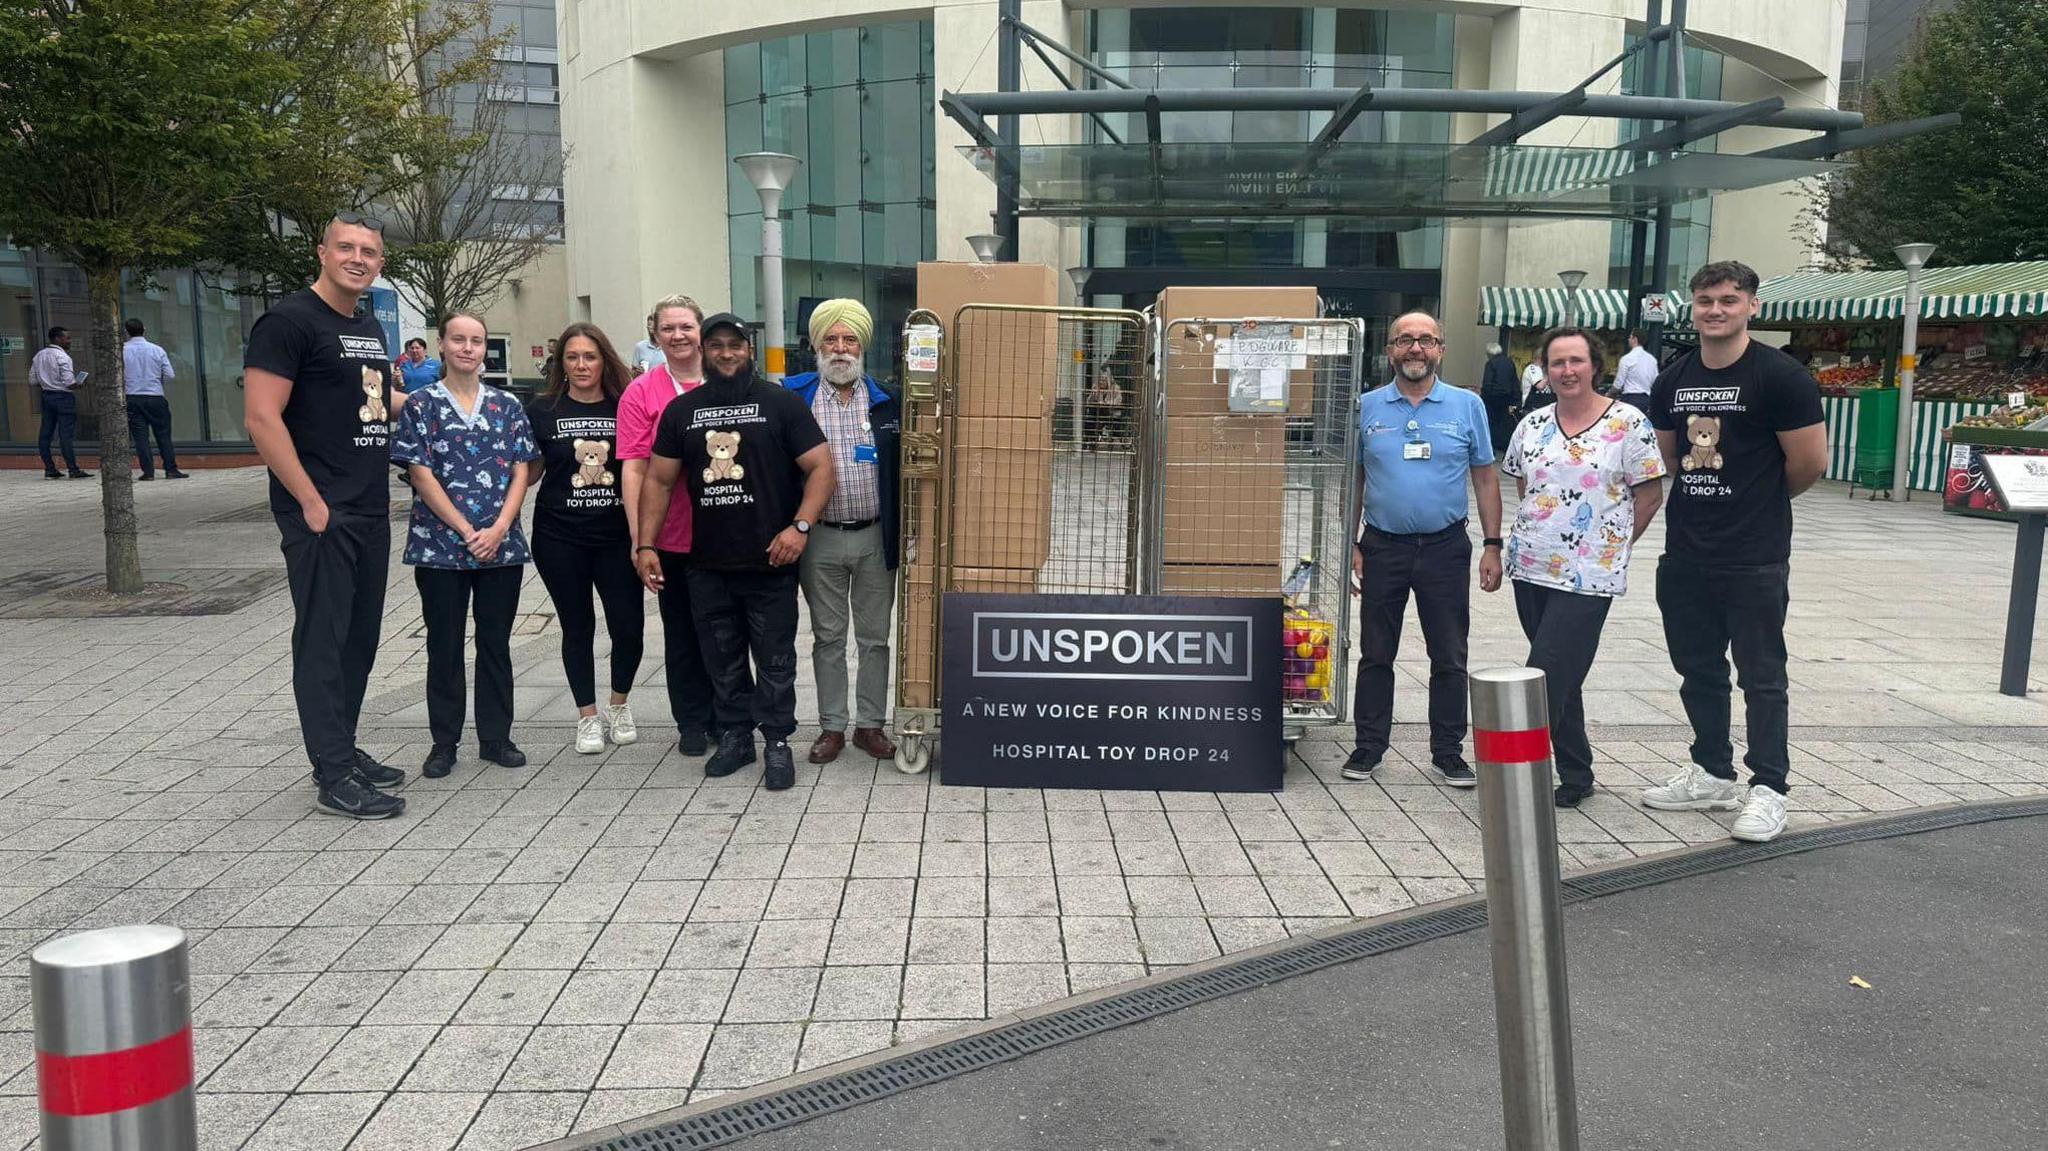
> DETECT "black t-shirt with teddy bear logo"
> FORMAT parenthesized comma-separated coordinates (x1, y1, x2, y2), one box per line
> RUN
(652, 370, 826, 573)
(526, 393, 629, 547)
(243, 288, 396, 517)
(1650, 341, 1824, 567)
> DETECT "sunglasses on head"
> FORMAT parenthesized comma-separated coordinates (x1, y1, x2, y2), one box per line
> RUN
(334, 210, 386, 233)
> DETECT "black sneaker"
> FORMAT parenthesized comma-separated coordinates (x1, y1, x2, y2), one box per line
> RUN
(1554, 784, 1594, 809)
(316, 774, 406, 819)
(1435, 755, 1478, 788)
(137, 473, 155, 482)
(43, 470, 62, 479)
(353, 747, 407, 789)
(166, 470, 191, 479)
(481, 740, 527, 768)
(763, 739, 796, 791)
(704, 729, 756, 778)
(677, 728, 711, 757)
(422, 745, 457, 778)
(68, 469, 93, 479)
(1340, 749, 1382, 781)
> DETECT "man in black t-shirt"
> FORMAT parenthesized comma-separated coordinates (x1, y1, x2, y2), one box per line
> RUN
(243, 214, 409, 820)
(1642, 260, 1827, 844)
(635, 313, 835, 790)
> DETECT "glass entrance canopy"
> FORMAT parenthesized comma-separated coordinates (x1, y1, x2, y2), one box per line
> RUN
(964, 140, 1838, 221)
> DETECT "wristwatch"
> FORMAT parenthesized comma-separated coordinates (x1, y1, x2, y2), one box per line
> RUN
(1482, 537, 1504, 549)
(793, 519, 812, 535)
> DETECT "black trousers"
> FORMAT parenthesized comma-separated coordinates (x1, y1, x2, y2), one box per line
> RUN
(532, 534, 644, 708)
(277, 511, 389, 785)
(1616, 392, 1653, 414)
(1354, 523, 1471, 759)
(687, 566, 800, 740)
(657, 550, 720, 736)
(126, 394, 178, 474)
(1482, 392, 1516, 454)
(1656, 557, 1792, 794)
(38, 390, 79, 472)
(415, 564, 523, 751)
(1512, 580, 1613, 792)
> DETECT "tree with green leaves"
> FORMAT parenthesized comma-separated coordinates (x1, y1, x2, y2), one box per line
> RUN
(0, 0, 288, 593)
(1820, 0, 2048, 266)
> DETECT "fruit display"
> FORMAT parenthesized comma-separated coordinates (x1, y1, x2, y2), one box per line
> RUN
(1814, 362, 1881, 389)
(1282, 613, 1334, 707)
(1950, 405, 2048, 431)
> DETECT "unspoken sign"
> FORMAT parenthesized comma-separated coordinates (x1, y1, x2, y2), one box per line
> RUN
(940, 593, 1283, 791)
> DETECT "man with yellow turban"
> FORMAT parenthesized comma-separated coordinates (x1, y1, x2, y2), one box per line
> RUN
(784, 298, 901, 765)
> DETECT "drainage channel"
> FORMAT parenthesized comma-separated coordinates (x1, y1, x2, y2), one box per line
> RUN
(572, 796, 2048, 1151)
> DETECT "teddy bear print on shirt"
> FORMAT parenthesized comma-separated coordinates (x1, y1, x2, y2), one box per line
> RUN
(1682, 415, 1724, 471)
(358, 366, 388, 423)
(703, 430, 745, 484)
(571, 438, 614, 488)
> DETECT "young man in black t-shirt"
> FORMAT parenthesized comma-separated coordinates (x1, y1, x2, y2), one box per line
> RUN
(243, 215, 409, 820)
(635, 314, 835, 790)
(1642, 260, 1827, 843)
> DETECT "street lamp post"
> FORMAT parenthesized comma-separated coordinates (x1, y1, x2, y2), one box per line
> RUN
(1892, 243, 1936, 502)
(967, 234, 1004, 263)
(735, 152, 802, 381)
(1558, 269, 1588, 328)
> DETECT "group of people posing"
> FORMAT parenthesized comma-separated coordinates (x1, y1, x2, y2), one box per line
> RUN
(1347, 259, 1827, 845)
(245, 213, 898, 820)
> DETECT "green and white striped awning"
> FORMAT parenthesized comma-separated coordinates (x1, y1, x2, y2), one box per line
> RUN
(1675, 261, 2048, 325)
(1481, 286, 1685, 331)
(1479, 147, 1640, 199)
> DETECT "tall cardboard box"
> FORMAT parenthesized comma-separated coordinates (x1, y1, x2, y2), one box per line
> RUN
(1160, 563, 1282, 596)
(1157, 285, 1322, 418)
(917, 261, 1059, 419)
(1160, 414, 1286, 566)
(947, 415, 1053, 570)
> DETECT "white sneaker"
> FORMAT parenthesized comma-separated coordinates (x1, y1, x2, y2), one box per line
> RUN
(604, 701, 638, 746)
(1730, 785, 1788, 843)
(1641, 764, 1742, 812)
(574, 715, 605, 755)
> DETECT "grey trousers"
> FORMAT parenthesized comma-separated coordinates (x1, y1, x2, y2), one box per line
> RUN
(798, 522, 895, 731)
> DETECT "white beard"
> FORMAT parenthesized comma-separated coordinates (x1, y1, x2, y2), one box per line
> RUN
(821, 355, 864, 387)
(1398, 359, 1434, 382)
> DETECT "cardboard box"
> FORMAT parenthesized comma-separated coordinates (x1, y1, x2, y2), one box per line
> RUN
(1160, 415, 1286, 566)
(945, 416, 1053, 570)
(1157, 285, 1322, 418)
(1160, 563, 1282, 596)
(898, 566, 1039, 710)
(917, 261, 1059, 419)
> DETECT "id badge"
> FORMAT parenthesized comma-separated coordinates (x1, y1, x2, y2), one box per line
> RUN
(1402, 441, 1431, 461)
(853, 444, 879, 465)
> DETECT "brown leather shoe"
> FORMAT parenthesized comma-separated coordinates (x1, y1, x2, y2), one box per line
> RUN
(852, 727, 897, 759)
(808, 730, 845, 764)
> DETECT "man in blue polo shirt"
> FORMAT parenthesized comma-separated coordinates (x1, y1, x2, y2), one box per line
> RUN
(1346, 310, 1504, 786)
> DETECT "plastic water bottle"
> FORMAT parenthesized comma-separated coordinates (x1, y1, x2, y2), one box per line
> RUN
(1281, 556, 1315, 606)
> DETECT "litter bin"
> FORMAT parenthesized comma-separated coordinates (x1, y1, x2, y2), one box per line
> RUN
(1852, 386, 1900, 496)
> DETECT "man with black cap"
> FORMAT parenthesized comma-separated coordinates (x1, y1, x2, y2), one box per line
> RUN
(634, 313, 836, 790)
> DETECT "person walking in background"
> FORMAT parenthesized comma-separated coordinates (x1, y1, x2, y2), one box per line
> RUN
(1499, 327, 1665, 808)
(1480, 341, 1519, 454)
(122, 319, 187, 480)
(635, 313, 835, 791)
(243, 212, 408, 819)
(33, 326, 89, 479)
(1520, 353, 1555, 413)
(786, 299, 901, 765)
(1641, 260, 1827, 843)
(1344, 311, 1504, 787)
(1612, 328, 1657, 413)
(631, 315, 663, 376)
(1088, 364, 1122, 446)
(391, 310, 540, 779)
(397, 337, 441, 391)
(526, 322, 644, 756)
(618, 294, 720, 760)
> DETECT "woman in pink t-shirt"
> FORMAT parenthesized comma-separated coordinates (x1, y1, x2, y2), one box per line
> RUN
(619, 294, 722, 757)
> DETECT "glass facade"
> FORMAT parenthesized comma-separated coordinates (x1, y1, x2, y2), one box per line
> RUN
(1606, 38, 1724, 291)
(1082, 7, 1452, 330)
(724, 21, 937, 378)
(1, 242, 267, 451)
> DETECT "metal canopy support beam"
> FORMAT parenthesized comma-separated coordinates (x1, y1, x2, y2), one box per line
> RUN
(940, 92, 999, 150)
(1626, 0, 1664, 346)
(1004, 16, 1131, 90)
(1015, 32, 1124, 144)
(1645, 0, 1688, 358)
(1466, 86, 1589, 149)
(1745, 112, 1963, 161)
(1623, 95, 1785, 152)
(994, 0, 1020, 262)
(1314, 84, 1376, 148)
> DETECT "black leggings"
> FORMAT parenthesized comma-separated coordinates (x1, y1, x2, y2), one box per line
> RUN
(531, 534, 645, 708)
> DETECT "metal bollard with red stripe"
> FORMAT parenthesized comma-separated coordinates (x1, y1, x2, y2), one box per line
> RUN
(32, 925, 198, 1151)
(1470, 667, 1580, 1151)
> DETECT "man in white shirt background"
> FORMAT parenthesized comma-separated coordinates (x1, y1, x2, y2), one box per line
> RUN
(1613, 327, 1658, 413)
(31, 325, 90, 479)
(123, 318, 188, 480)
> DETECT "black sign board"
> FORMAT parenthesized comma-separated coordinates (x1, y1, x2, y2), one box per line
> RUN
(940, 593, 1283, 792)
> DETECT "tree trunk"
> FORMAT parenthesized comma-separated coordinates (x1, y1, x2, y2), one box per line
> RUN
(87, 266, 143, 594)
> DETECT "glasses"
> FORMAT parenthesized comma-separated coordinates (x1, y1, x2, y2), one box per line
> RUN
(1389, 335, 1443, 350)
(333, 210, 386, 233)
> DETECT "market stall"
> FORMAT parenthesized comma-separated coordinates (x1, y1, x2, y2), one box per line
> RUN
(1480, 286, 1686, 378)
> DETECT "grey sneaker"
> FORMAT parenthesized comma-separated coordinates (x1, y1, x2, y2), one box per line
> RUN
(1641, 765, 1742, 812)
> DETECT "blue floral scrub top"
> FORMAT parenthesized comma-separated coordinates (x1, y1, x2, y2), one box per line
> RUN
(390, 381, 540, 569)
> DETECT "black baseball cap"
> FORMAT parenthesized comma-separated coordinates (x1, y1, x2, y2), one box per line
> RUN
(700, 312, 750, 341)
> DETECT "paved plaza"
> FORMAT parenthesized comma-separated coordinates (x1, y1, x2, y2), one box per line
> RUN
(2, 466, 2047, 1150)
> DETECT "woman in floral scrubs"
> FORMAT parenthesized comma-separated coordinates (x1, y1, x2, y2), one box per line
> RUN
(390, 311, 540, 778)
